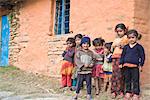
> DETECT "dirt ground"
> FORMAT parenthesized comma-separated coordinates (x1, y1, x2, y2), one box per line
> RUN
(0, 66, 150, 100)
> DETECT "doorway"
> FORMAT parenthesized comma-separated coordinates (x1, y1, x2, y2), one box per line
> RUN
(0, 15, 10, 66)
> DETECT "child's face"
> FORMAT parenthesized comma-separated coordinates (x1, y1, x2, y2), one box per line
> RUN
(75, 37, 81, 45)
(116, 27, 125, 37)
(128, 34, 137, 44)
(94, 45, 102, 50)
(104, 47, 109, 54)
(81, 43, 89, 50)
(67, 42, 74, 48)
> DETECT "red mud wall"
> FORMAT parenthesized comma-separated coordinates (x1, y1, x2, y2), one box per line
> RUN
(11, 0, 150, 82)
(70, 0, 135, 42)
(12, 0, 136, 76)
(14, 0, 51, 75)
(134, 0, 150, 84)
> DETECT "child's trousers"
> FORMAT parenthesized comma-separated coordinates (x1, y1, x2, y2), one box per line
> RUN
(76, 73, 92, 94)
(124, 67, 140, 95)
(62, 75, 72, 87)
(72, 78, 77, 86)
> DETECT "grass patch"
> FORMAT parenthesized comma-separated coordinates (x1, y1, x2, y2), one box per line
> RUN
(0, 66, 19, 74)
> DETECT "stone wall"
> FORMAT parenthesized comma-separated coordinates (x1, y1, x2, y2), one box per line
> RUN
(47, 34, 75, 77)
(134, 0, 150, 84)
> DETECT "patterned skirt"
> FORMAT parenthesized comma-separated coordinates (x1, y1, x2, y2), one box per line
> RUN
(61, 60, 74, 75)
(92, 64, 104, 78)
(111, 58, 124, 95)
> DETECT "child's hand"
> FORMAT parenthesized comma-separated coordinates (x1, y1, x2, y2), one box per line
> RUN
(119, 65, 123, 68)
(139, 66, 143, 72)
(84, 64, 89, 67)
(89, 63, 94, 67)
(106, 58, 109, 62)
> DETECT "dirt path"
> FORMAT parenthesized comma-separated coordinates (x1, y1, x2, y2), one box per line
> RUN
(0, 67, 150, 100)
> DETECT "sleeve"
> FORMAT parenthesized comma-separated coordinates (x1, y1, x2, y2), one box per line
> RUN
(111, 42, 115, 52)
(67, 49, 75, 57)
(107, 54, 112, 63)
(89, 51, 95, 67)
(119, 45, 127, 65)
(62, 51, 67, 57)
(139, 45, 145, 67)
(75, 51, 84, 69)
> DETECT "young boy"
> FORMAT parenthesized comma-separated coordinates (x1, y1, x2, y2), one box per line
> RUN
(73, 36, 95, 100)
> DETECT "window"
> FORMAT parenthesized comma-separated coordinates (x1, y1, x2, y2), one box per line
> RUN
(54, 0, 70, 35)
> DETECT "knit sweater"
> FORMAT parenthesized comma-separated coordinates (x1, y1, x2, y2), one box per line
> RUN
(93, 48, 104, 65)
(112, 35, 128, 58)
(62, 47, 75, 63)
(75, 49, 94, 74)
(120, 43, 145, 67)
(102, 53, 113, 72)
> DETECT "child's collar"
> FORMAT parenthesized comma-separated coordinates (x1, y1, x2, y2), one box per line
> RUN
(129, 42, 137, 48)
(81, 48, 90, 52)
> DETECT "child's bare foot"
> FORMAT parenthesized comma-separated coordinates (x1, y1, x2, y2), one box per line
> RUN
(73, 94, 78, 100)
(70, 86, 76, 91)
(117, 92, 124, 99)
(124, 93, 131, 100)
(96, 90, 99, 95)
(87, 94, 92, 100)
(132, 94, 139, 100)
(111, 92, 116, 99)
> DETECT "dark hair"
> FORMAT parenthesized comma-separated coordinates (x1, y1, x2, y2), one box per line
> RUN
(66, 37, 76, 47)
(104, 42, 113, 51)
(127, 29, 142, 40)
(74, 34, 83, 39)
(115, 23, 127, 34)
(92, 37, 105, 46)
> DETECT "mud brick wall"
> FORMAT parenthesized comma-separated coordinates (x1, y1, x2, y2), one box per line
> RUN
(9, 0, 135, 77)
(134, 0, 150, 84)
(70, 0, 135, 42)
(8, 0, 150, 84)
(9, 0, 51, 75)
(47, 34, 74, 77)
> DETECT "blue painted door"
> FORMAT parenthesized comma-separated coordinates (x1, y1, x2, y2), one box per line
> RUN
(0, 15, 10, 66)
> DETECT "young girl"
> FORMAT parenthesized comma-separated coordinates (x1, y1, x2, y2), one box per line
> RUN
(102, 42, 113, 92)
(73, 36, 94, 100)
(120, 29, 145, 100)
(61, 37, 76, 88)
(71, 34, 83, 91)
(92, 37, 105, 95)
(111, 23, 129, 98)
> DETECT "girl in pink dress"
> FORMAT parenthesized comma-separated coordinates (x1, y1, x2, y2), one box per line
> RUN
(92, 37, 105, 95)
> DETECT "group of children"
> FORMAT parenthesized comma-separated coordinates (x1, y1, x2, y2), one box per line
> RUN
(60, 23, 145, 100)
